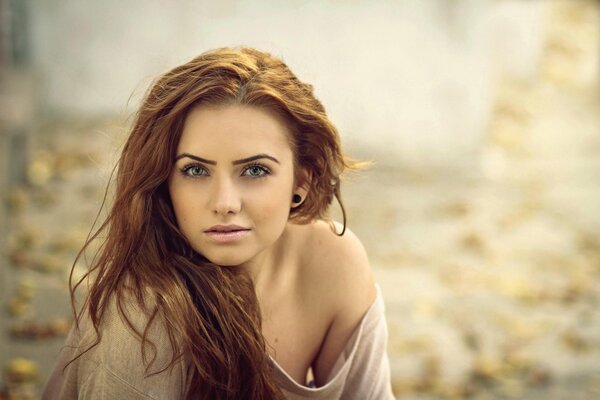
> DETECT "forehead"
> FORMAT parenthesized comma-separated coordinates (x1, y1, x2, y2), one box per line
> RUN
(177, 104, 294, 158)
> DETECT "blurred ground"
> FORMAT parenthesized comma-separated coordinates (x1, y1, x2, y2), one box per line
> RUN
(1, 2, 600, 399)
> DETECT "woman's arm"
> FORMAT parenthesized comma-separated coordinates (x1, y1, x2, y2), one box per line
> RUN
(42, 294, 191, 400)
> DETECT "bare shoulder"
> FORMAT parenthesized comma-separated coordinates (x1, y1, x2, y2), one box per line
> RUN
(299, 219, 376, 305)
(296, 219, 377, 385)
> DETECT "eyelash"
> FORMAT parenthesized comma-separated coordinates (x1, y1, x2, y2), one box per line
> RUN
(179, 163, 272, 179)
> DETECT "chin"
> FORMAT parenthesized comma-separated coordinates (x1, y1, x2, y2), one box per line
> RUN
(202, 252, 248, 267)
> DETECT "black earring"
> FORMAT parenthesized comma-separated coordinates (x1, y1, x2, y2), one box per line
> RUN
(292, 194, 302, 204)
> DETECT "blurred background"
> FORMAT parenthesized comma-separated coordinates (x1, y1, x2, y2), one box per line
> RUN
(1, 0, 599, 399)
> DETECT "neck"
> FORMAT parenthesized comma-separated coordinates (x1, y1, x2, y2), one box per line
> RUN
(244, 249, 275, 291)
(242, 224, 291, 299)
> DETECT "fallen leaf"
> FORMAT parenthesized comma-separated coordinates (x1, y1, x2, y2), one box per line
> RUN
(33, 254, 64, 273)
(560, 328, 590, 353)
(4, 188, 28, 212)
(10, 318, 71, 340)
(27, 157, 53, 186)
(525, 365, 553, 387)
(7, 249, 30, 268)
(16, 280, 35, 301)
(7, 298, 30, 317)
(471, 356, 502, 386)
(459, 231, 487, 255)
(4, 358, 38, 383)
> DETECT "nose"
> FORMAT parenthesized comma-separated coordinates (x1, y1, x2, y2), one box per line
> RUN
(210, 177, 241, 216)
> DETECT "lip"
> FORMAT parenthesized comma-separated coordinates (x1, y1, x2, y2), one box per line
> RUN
(205, 224, 249, 233)
(204, 225, 251, 244)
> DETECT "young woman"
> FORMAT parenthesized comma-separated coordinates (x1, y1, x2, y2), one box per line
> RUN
(43, 47, 394, 399)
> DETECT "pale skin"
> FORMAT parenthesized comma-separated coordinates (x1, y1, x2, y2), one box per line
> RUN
(168, 104, 376, 386)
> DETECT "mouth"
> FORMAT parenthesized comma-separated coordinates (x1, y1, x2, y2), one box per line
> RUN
(204, 226, 251, 243)
(205, 225, 250, 233)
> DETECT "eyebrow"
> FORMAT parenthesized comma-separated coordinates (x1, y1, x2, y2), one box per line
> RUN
(174, 153, 280, 165)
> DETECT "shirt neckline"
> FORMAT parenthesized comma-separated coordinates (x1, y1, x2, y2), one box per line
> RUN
(269, 284, 383, 393)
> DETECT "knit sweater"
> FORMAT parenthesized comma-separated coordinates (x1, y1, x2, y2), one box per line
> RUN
(42, 285, 395, 399)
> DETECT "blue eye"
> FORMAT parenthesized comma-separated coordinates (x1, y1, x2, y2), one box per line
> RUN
(243, 164, 270, 178)
(181, 164, 208, 177)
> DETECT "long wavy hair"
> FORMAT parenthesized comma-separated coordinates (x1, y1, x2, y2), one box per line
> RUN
(69, 47, 364, 399)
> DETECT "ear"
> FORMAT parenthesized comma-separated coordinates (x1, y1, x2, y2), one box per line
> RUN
(291, 169, 311, 209)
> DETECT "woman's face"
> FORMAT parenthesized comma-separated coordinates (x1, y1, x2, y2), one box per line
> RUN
(168, 104, 304, 267)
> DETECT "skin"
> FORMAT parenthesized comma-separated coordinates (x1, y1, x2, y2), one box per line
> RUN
(168, 104, 376, 386)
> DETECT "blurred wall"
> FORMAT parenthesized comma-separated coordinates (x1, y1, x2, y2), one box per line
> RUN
(29, 0, 554, 170)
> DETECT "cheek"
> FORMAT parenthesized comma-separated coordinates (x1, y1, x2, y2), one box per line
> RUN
(247, 180, 292, 211)
(249, 192, 293, 238)
(171, 199, 193, 225)
(168, 181, 196, 226)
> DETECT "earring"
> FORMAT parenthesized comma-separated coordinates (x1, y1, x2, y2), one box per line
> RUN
(292, 194, 302, 204)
